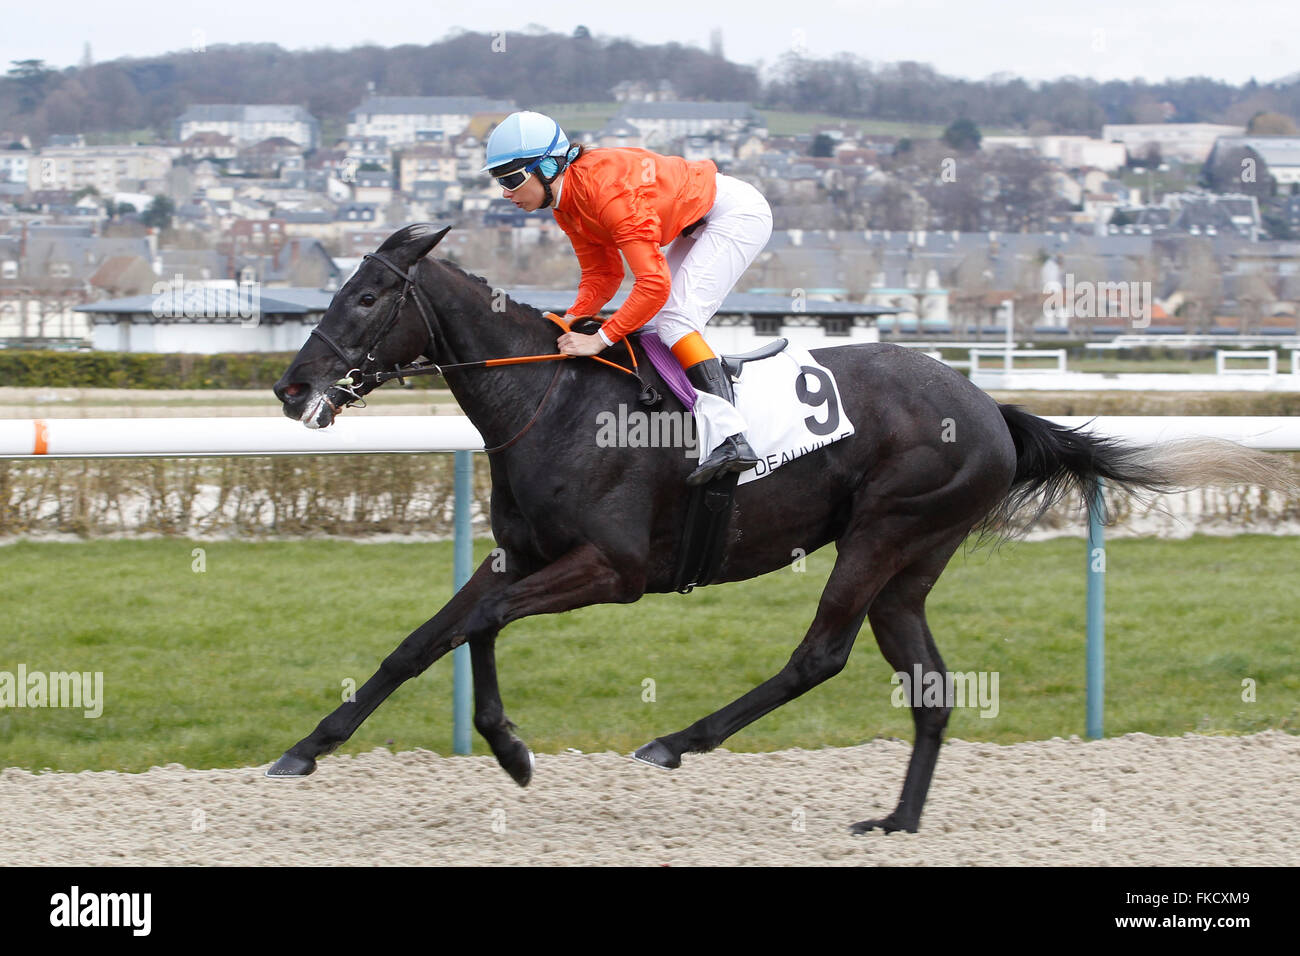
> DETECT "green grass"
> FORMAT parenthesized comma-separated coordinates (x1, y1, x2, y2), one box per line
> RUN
(1067, 357, 1219, 374)
(1, 536, 1295, 772)
(938, 352, 1282, 375)
(934, 350, 1222, 375)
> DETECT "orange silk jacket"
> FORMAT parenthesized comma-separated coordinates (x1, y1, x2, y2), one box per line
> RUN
(551, 147, 717, 344)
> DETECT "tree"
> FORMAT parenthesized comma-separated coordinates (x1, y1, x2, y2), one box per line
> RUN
(1176, 240, 1223, 334)
(925, 162, 983, 231)
(1247, 111, 1299, 135)
(1125, 143, 1162, 169)
(1234, 273, 1276, 335)
(811, 133, 834, 158)
(868, 182, 924, 231)
(1261, 209, 1295, 240)
(1204, 145, 1275, 199)
(141, 195, 174, 230)
(942, 118, 981, 152)
(981, 148, 1062, 231)
(840, 247, 881, 299)
(7, 58, 54, 112)
(951, 249, 993, 338)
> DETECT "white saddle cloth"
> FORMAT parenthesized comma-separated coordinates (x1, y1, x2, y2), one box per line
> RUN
(727, 346, 856, 485)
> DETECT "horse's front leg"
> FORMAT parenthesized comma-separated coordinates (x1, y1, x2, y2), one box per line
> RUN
(468, 634, 534, 785)
(464, 542, 644, 786)
(266, 556, 511, 777)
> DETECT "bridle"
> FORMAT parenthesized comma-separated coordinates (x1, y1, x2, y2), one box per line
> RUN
(307, 250, 661, 452)
(309, 251, 442, 407)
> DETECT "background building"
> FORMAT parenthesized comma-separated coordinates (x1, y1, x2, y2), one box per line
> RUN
(176, 105, 321, 150)
(346, 96, 515, 147)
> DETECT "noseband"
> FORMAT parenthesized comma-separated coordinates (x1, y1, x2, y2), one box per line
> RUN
(309, 251, 441, 406)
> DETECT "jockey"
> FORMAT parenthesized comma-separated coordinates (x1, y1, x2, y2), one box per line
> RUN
(481, 110, 774, 485)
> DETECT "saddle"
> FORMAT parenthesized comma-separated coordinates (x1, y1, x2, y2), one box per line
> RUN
(721, 339, 788, 379)
(573, 317, 787, 593)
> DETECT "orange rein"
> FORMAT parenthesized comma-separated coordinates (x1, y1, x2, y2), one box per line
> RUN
(481, 312, 640, 381)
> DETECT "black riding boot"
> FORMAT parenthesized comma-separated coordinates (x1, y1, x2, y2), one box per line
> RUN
(685, 359, 759, 486)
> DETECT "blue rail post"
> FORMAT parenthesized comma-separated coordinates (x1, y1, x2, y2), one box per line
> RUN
(452, 450, 474, 754)
(1086, 477, 1106, 740)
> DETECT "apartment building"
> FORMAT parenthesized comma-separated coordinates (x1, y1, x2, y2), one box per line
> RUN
(346, 96, 515, 147)
(176, 105, 321, 149)
(27, 145, 173, 193)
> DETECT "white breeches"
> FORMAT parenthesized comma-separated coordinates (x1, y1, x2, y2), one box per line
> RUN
(643, 173, 774, 458)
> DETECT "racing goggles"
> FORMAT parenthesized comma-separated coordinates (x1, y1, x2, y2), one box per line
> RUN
(495, 163, 537, 191)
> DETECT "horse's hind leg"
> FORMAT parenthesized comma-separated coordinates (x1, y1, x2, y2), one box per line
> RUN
(634, 526, 968, 834)
(851, 548, 960, 835)
(633, 528, 895, 771)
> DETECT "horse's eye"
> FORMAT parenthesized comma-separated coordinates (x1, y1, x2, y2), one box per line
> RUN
(360, 292, 377, 307)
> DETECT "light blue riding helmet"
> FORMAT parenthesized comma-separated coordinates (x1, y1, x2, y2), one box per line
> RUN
(481, 110, 570, 176)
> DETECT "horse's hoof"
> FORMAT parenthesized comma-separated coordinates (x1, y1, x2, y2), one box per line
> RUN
(849, 815, 917, 835)
(265, 752, 317, 778)
(506, 747, 535, 788)
(631, 739, 680, 770)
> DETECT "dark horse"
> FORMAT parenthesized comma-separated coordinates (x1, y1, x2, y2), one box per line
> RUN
(269, 224, 1286, 834)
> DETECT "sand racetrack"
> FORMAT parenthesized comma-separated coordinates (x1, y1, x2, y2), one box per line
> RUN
(2, 731, 1296, 866)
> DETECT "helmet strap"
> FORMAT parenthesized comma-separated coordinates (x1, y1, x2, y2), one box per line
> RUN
(536, 145, 581, 209)
(536, 159, 563, 209)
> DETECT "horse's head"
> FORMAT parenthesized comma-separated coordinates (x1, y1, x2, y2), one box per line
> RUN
(273, 223, 451, 428)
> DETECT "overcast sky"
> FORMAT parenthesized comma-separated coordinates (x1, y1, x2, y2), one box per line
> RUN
(3, 0, 1296, 86)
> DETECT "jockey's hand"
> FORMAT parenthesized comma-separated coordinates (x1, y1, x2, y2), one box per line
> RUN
(556, 331, 606, 357)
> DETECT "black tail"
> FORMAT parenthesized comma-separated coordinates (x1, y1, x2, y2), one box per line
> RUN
(985, 404, 1296, 540)
(985, 405, 1176, 537)
(1002, 404, 1175, 514)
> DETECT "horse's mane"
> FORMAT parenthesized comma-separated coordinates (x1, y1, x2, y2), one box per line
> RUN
(375, 224, 553, 326)
(433, 255, 550, 325)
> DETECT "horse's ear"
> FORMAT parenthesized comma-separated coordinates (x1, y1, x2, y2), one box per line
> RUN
(379, 224, 452, 269)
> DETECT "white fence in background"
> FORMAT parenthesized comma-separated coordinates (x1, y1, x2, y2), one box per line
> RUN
(1087, 335, 1300, 350)
(969, 349, 1068, 374)
(1215, 350, 1278, 375)
(967, 347, 1300, 391)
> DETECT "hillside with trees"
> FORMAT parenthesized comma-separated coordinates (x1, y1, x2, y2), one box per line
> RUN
(3, 29, 1299, 146)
